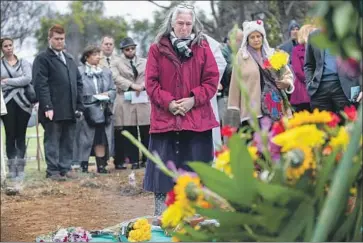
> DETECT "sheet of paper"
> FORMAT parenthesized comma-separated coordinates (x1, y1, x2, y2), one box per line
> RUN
(93, 94, 110, 101)
(131, 91, 149, 104)
(350, 86, 361, 101)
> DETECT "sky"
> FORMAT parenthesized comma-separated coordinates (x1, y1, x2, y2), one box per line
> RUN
(17, 1, 212, 62)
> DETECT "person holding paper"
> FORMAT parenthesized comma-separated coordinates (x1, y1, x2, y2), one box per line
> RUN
(73, 45, 116, 173)
(111, 37, 150, 170)
(143, 4, 219, 217)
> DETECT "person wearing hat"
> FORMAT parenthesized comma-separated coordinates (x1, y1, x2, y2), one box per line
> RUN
(110, 37, 150, 170)
(278, 20, 300, 62)
(225, 20, 294, 130)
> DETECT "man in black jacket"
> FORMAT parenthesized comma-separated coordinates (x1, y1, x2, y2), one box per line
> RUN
(304, 29, 361, 112)
(33, 24, 84, 181)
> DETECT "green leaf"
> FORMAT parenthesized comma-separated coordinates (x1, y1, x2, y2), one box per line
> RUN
(172, 232, 196, 242)
(252, 202, 290, 223)
(257, 181, 308, 206)
(332, 203, 359, 241)
(315, 151, 338, 197)
(188, 162, 244, 205)
(352, 198, 362, 241)
(277, 201, 312, 241)
(229, 135, 256, 204)
(181, 225, 211, 241)
(196, 207, 280, 234)
(310, 33, 334, 50)
(333, 2, 354, 38)
(343, 36, 361, 61)
(303, 204, 315, 242)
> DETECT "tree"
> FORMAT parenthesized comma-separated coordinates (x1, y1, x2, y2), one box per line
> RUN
(1, 1, 49, 46)
(34, 1, 128, 63)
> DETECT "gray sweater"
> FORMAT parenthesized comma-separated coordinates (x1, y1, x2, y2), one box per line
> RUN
(1, 58, 33, 114)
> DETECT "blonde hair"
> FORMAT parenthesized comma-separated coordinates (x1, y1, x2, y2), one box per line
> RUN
(297, 24, 316, 45)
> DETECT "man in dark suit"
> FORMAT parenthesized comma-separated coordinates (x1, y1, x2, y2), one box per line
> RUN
(33, 24, 84, 181)
(304, 29, 361, 113)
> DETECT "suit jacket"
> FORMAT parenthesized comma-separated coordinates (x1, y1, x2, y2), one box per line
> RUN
(33, 48, 84, 123)
(304, 30, 360, 99)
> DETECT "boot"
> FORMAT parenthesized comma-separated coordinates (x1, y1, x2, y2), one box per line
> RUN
(7, 159, 17, 179)
(96, 157, 108, 174)
(15, 158, 26, 181)
(80, 161, 89, 173)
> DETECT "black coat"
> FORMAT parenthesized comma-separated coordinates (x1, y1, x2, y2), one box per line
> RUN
(304, 30, 361, 100)
(32, 48, 84, 123)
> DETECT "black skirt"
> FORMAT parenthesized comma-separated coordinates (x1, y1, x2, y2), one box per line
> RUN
(93, 125, 108, 146)
(143, 130, 213, 193)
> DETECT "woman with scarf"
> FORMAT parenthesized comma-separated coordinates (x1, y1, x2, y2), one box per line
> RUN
(225, 20, 295, 130)
(74, 45, 116, 173)
(143, 4, 219, 217)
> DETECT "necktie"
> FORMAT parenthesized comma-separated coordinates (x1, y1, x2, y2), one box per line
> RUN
(130, 60, 138, 79)
(58, 52, 66, 64)
(106, 57, 110, 67)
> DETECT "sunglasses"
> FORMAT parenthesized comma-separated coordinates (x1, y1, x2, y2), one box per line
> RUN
(178, 4, 194, 10)
(123, 47, 135, 52)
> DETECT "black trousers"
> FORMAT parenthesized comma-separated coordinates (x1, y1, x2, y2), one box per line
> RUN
(310, 81, 351, 113)
(42, 120, 76, 176)
(1, 99, 31, 159)
(114, 125, 150, 165)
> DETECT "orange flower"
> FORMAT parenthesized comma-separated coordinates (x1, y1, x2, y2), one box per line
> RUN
(323, 146, 332, 156)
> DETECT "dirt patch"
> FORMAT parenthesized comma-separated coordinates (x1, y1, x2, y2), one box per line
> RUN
(1, 167, 154, 242)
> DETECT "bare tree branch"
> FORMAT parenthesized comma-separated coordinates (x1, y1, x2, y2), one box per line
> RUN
(285, 1, 295, 16)
(147, 0, 169, 10)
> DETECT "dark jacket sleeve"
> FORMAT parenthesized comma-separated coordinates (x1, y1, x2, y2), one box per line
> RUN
(76, 66, 84, 112)
(220, 45, 232, 92)
(304, 33, 316, 84)
(33, 54, 53, 111)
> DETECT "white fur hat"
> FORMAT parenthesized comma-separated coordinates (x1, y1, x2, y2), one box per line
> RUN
(240, 20, 273, 59)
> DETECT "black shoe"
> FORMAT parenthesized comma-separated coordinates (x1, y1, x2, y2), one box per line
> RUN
(131, 163, 140, 170)
(115, 164, 127, 170)
(96, 157, 109, 174)
(140, 161, 146, 168)
(81, 161, 89, 173)
(97, 165, 109, 174)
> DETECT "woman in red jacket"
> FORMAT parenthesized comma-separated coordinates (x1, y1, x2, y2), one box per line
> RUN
(290, 24, 316, 112)
(143, 4, 219, 216)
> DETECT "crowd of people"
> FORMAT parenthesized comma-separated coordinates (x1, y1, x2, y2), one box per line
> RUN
(1, 3, 361, 216)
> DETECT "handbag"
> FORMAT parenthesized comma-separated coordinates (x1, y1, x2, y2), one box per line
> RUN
(1, 59, 38, 104)
(83, 101, 111, 126)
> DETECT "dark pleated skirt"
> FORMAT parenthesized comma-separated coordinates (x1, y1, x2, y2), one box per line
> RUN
(93, 125, 108, 146)
(143, 130, 213, 193)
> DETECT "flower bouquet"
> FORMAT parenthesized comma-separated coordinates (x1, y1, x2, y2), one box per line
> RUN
(120, 218, 152, 242)
(36, 227, 92, 242)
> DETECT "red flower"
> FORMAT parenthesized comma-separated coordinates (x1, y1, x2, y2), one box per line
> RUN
(263, 59, 272, 69)
(344, 105, 357, 121)
(256, 19, 262, 25)
(271, 120, 285, 135)
(221, 125, 237, 137)
(327, 112, 341, 127)
(165, 189, 176, 206)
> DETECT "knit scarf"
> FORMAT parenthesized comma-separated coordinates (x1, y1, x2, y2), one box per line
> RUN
(169, 31, 195, 59)
(84, 62, 103, 78)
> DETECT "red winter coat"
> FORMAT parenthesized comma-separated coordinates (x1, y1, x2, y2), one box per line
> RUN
(145, 37, 219, 133)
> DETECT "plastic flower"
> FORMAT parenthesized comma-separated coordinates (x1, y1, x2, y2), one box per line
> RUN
(329, 127, 349, 150)
(247, 146, 258, 161)
(285, 146, 315, 181)
(343, 105, 357, 121)
(287, 109, 333, 128)
(272, 124, 326, 151)
(268, 50, 289, 71)
(214, 149, 232, 176)
(221, 125, 237, 137)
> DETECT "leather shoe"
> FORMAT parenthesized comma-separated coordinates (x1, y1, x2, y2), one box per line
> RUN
(115, 164, 127, 170)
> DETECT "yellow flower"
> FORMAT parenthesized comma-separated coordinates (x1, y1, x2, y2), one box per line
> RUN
(174, 174, 202, 204)
(171, 236, 180, 242)
(247, 146, 258, 160)
(350, 187, 357, 196)
(161, 202, 193, 228)
(273, 124, 326, 151)
(287, 109, 333, 128)
(214, 149, 232, 176)
(269, 50, 289, 71)
(329, 127, 349, 150)
(285, 146, 315, 181)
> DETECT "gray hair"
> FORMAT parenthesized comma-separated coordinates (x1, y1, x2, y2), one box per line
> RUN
(154, 5, 205, 46)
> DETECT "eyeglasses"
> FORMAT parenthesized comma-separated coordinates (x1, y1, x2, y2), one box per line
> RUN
(123, 47, 135, 52)
(178, 4, 194, 10)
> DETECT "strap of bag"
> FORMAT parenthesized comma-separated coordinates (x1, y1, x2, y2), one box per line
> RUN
(1, 59, 14, 78)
